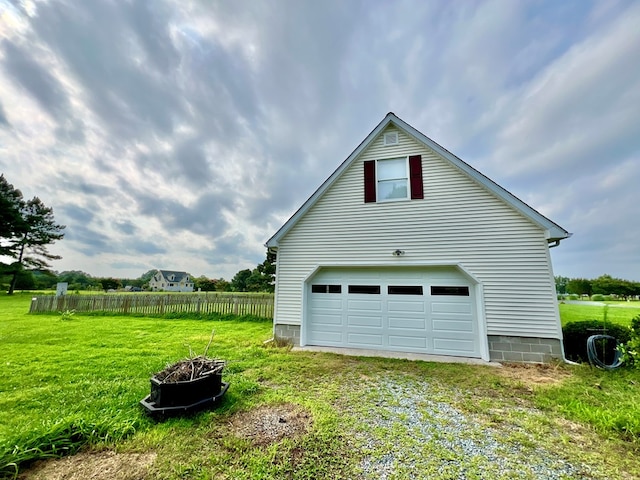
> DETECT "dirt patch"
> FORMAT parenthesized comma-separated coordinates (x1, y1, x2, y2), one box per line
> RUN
(19, 451, 156, 480)
(228, 403, 312, 446)
(497, 362, 573, 386)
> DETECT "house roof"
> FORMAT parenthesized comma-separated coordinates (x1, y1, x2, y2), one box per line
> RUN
(266, 112, 571, 248)
(158, 270, 190, 281)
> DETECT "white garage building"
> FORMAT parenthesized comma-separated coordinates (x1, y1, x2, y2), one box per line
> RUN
(266, 113, 571, 363)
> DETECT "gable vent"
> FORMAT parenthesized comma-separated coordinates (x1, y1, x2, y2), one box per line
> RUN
(383, 132, 398, 146)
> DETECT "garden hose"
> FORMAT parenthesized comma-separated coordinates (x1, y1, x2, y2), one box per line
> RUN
(586, 334, 623, 370)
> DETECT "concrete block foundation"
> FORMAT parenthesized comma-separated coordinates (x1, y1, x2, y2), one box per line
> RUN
(488, 335, 563, 363)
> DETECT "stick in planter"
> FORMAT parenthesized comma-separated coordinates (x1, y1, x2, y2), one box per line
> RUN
(203, 329, 215, 358)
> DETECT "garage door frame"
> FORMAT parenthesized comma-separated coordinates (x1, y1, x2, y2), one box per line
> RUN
(301, 262, 489, 361)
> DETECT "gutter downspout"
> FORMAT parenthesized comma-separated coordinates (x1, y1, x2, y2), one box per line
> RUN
(548, 235, 577, 363)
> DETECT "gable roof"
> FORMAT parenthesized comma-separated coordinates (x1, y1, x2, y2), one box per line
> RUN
(266, 112, 570, 248)
(157, 270, 190, 282)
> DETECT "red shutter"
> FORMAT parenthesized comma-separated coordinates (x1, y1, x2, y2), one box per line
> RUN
(409, 155, 423, 199)
(364, 160, 376, 203)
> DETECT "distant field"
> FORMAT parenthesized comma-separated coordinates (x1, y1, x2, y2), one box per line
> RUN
(559, 302, 640, 327)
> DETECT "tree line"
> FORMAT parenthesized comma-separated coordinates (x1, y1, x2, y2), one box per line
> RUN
(1, 253, 276, 294)
(555, 274, 640, 299)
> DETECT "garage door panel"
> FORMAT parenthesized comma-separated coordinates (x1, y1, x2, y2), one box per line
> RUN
(388, 300, 425, 313)
(388, 335, 427, 349)
(347, 315, 382, 327)
(433, 319, 474, 332)
(347, 332, 383, 346)
(311, 314, 343, 326)
(431, 302, 473, 314)
(433, 338, 476, 354)
(347, 299, 383, 311)
(388, 316, 426, 329)
(309, 329, 343, 344)
(310, 298, 343, 309)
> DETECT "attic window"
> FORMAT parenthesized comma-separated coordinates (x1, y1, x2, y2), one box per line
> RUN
(383, 132, 398, 146)
(364, 155, 423, 203)
(377, 157, 408, 201)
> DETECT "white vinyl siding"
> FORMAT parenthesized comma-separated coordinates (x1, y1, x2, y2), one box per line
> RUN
(273, 126, 560, 339)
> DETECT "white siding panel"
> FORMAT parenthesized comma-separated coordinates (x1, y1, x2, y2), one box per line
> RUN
(274, 127, 561, 338)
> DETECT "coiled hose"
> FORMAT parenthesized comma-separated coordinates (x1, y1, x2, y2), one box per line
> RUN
(586, 334, 623, 370)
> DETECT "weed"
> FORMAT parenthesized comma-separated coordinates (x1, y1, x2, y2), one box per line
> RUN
(58, 309, 76, 321)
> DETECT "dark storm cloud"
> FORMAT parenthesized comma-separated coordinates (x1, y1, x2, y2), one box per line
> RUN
(131, 187, 234, 236)
(114, 221, 137, 236)
(1, 39, 76, 122)
(127, 0, 180, 74)
(192, 233, 262, 269)
(130, 240, 166, 255)
(54, 174, 117, 198)
(60, 204, 95, 224)
(64, 224, 112, 256)
(171, 139, 213, 187)
(0, 102, 9, 126)
(29, 1, 183, 140)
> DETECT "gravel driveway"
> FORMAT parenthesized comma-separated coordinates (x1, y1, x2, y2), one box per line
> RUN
(344, 375, 607, 480)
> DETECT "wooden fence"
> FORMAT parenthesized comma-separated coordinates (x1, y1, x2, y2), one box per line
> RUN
(29, 293, 275, 318)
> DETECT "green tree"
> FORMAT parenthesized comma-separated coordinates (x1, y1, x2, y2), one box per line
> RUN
(554, 275, 569, 295)
(0, 174, 25, 258)
(194, 275, 217, 291)
(566, 278, 592, 297)
(57, 271, 97, 290)
(231, 269, 252, 292)
(138, 269, 158, 289)
(214, 278, 231, 292)
(99, 277, 122, 291)
(7, 197, 65, 294)
(13, 270, 36, 290)
(32, 270, 58, 290)
(245, 250, 276, 292)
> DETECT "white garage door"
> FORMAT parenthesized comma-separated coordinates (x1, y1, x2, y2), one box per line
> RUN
(306, 267, 481, 358)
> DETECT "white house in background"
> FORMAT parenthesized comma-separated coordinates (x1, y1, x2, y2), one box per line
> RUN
(266, 113, 571, 363)
(149, 270, 194, 292)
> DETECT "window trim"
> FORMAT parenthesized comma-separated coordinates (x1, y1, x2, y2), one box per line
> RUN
(376, 156, 410, 202)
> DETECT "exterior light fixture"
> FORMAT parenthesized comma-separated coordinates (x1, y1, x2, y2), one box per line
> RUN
(392, 249, 405, 256)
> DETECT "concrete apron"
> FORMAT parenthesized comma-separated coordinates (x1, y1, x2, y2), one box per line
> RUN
(293, 346, 502, 367)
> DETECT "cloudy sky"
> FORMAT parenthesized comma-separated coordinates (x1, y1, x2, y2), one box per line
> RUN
(0, 0, 639, 282)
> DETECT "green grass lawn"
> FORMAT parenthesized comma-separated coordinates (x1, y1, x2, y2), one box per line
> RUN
(559, 301, 640, 327)
(1, 293, 639, 479)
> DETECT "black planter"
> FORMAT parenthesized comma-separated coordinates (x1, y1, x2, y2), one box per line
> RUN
(150, 372, 222, 407)
(141, 371, 229, 416)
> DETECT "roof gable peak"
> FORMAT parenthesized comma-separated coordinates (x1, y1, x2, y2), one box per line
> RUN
(266, 113, 570, 247)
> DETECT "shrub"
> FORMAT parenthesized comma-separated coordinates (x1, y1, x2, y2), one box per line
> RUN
(618, 315, 640, 369)
(568, 294, 579, 300)
(563, 320, 633, 363)
(591, 294, 605, 301)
